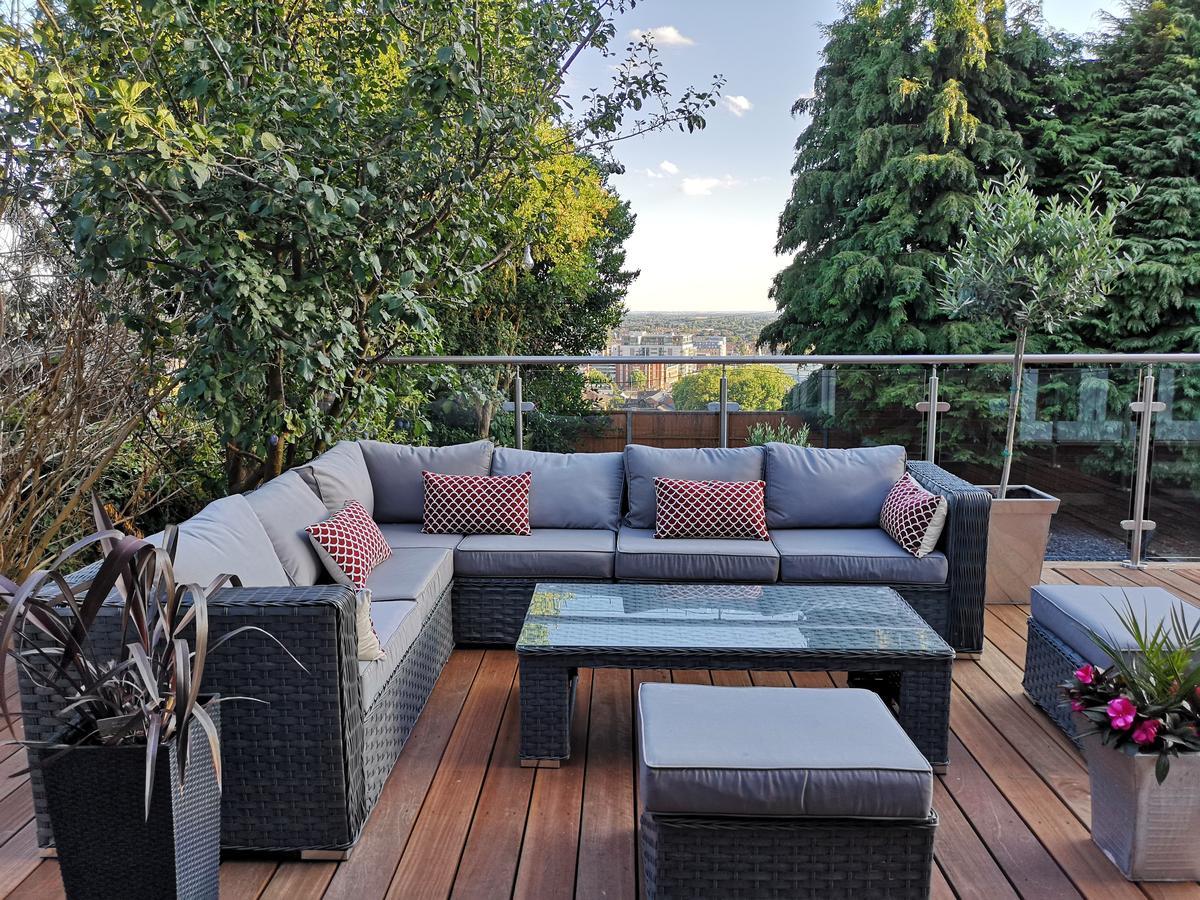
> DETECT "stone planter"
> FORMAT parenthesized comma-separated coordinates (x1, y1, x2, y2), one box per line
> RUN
(36, 701, 221, 899)
(982, 485, 1060, 603)
(1084, 737, 1200, 881)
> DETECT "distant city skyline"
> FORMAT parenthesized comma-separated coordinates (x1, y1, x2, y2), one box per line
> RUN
(570, 1, 1121, 313)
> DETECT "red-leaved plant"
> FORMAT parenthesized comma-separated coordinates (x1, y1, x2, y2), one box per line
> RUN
(1062, 601, 1200, 783)
(0, 497, 302, 818)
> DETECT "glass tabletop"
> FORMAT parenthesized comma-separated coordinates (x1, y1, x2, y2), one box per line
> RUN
(516, 582, 953, 655)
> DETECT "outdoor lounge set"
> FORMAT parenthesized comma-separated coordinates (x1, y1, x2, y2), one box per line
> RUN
(19, 438, 989, 893)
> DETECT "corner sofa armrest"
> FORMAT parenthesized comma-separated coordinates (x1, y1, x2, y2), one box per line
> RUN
(197, 584, 365, 851)
(905, 461, 991, 654)
(20, 583, 364, 852)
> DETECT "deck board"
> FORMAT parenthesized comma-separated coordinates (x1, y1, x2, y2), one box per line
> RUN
(6, 563, 1200, 899)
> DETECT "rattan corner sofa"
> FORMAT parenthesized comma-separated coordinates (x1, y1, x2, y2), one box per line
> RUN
(20, 439, 988, 856)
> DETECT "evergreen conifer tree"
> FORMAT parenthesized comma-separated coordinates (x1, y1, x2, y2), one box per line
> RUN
(763, 0, 1046, 354)
(1085, 0, 1200, 351)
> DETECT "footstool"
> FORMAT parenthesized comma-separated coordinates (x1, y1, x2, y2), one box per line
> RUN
(1024, 584, 1200, 742)
(637, 684, 937, 900)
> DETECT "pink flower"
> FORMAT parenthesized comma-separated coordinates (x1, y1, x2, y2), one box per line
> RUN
(1132, 719, 1161, 746)
(1107, 697, 1137, 730)
(1075, 664, 1096, 685)
(1071, 699, 1085, 712)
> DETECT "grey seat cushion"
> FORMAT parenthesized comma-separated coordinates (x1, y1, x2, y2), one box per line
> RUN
(616, 527, 779, 583)
(454, 529, 615, 578)
(491, 448, 624, 530)
(297, 441, 375, 516)
(623, 445, 765, 529)
(772, 528, 947, 585)
(167, 495, 289, 588)
(1031, 584, 1200, 669)
(245, 470, 330, 585)
(637, 684, 932, 819)
(764, 444, 907, 528)
(377, 522, 464, 551)
(366, 547, 454, 612)
(358, 600, 421, 710)
(360, 440, 494, 522)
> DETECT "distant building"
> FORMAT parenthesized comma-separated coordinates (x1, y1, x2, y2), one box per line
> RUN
(693, 336, 727, 356)
(609, 332, 698, 391)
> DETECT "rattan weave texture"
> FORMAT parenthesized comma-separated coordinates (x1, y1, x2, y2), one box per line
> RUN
(641, 812, 937, 900)
(1023, 617, 1083, 743)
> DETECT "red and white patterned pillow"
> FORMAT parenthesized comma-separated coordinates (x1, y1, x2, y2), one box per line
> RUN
(304, 500, 391, 590)
(880, 474, 948, 558)
(654, 477, 770, 541)
(422, 471, 532, 535)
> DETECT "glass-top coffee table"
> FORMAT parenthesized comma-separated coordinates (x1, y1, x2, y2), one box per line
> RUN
(516, 582, 954, 770)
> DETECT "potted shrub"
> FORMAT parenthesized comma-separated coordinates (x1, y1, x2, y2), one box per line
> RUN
(939, 167, 1136, 602)
(0, 500, 296, 898)
(1062, 603, 1200, 881)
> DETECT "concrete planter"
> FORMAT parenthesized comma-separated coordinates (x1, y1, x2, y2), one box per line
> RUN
(1084, 737, 1200, 881)
(982, 485, 1060, 604)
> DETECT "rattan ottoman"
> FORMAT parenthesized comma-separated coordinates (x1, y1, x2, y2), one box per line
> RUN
(636, 683, 938, 900)
(1023, 584, 1200, 743)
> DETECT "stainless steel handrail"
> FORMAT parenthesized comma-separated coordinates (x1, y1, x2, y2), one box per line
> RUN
(381, 352, 1200, 366)
(390, 351, 1198, 563)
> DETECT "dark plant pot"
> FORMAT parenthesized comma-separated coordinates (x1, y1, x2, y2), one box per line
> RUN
(35, 700, 221, 899)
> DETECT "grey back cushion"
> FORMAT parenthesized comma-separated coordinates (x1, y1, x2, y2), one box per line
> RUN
(245, 470, 330, 586)
(491, 448, 624, 530)
(298, 441, 375, 516)
(623, 444, 765, 529)
(765, 444, 907, 528)
(360, 440, 494, 523)
(168, 494, 289, 588)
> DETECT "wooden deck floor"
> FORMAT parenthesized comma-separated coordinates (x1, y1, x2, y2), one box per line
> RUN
(6, 563, 1200, 899)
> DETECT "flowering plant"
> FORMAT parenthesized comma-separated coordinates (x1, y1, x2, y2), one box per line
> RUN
(1062, 601, 1200, 783)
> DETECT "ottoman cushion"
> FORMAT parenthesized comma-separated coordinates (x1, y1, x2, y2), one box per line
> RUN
(1030, 584, 1200, 669)
(637, 684, 932, 819)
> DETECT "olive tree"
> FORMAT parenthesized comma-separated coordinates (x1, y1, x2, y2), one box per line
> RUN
(938, 167, 1135, 497)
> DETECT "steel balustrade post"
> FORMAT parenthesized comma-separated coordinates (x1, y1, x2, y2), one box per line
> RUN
(1123, 365, 1164, 569)
(513, 366, 524, 451)
(719, 366, 729, 448)
(916, 365, 950, 464)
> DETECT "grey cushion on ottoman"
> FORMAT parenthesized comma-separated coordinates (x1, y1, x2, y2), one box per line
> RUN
(1031, 584, 1200, 669)
(245, 470, 330, 585)
(455, 529, 616, 578)
(623, 445, 764, 529)
(764, 444, 906, 528)
(491, 447, 624, 531)
(637, 684, 932, 819)
(360, 439, 494, 522)
(615, 527, 779, 583)
(772, 528, 948, 584)
(297, 441, 375, 516)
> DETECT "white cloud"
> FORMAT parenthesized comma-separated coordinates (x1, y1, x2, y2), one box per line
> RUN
(681, 175, 741, 197)
(723, 95, 754, 117)
(658, 160, 680, 175)
(641, 168, 664, 179)
(630, 26, 695, 46)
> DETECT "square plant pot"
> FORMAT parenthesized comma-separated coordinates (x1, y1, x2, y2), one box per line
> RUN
(1084, 736, 1200, 881)
(982, 485, 1060, 603)
(35, 701, 221, 899)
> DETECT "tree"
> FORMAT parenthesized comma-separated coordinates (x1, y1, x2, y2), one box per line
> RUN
(1082, 0, 1200, 352)
(629, 369, 648, 390)
(672, 365, 797, 411)
(3, 0, 719, 489)
(763, 0, 1045, 356)
(938, 168, 1134, 496)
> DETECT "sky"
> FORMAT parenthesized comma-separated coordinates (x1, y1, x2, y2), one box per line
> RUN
(567, 0, 1121, 313)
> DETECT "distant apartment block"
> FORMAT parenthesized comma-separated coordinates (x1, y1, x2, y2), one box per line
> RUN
(607, 331, 698, 391)
(692, 336, 728, 356)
